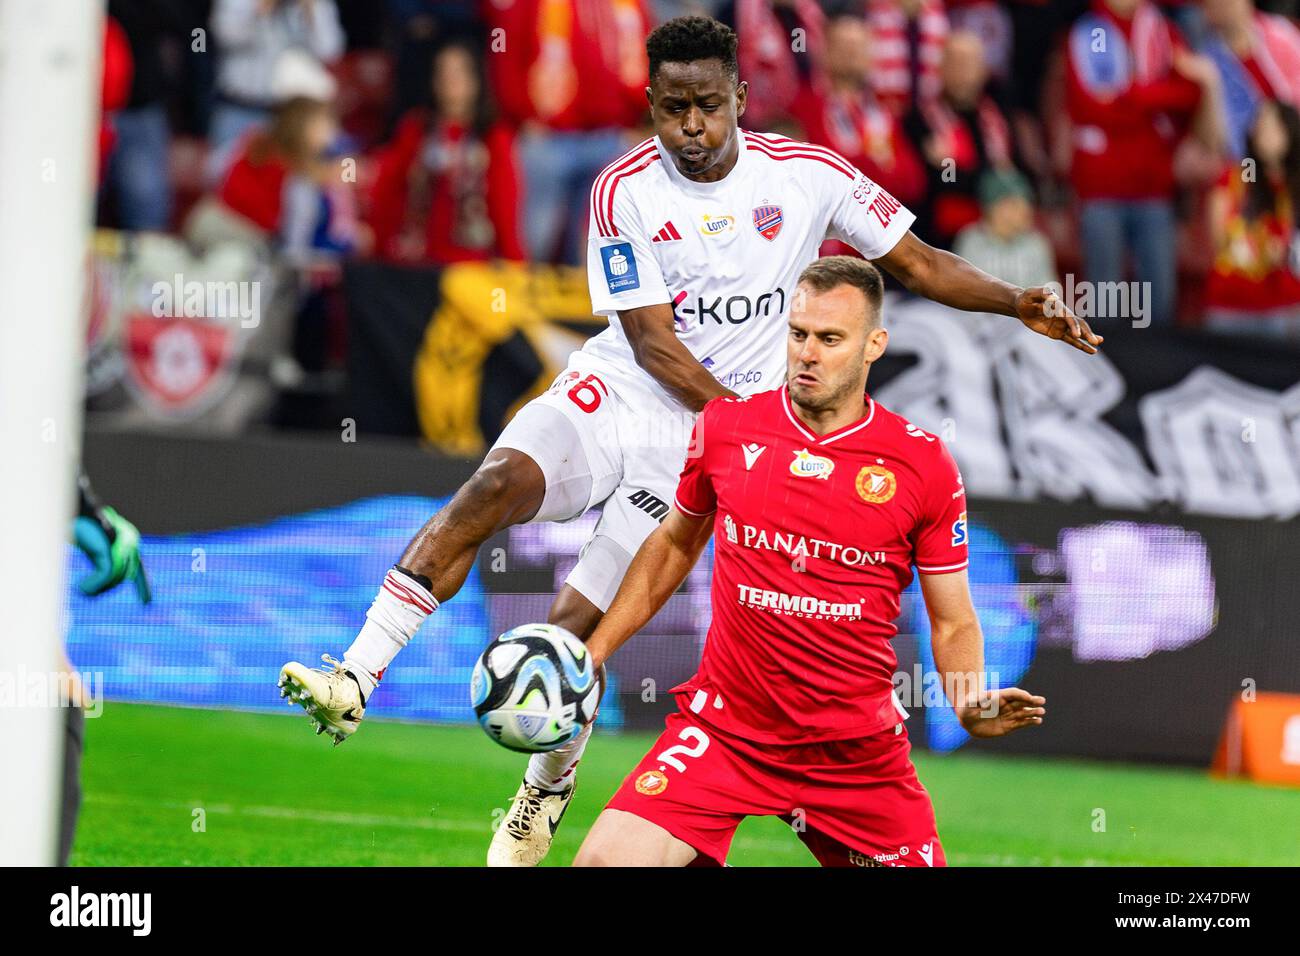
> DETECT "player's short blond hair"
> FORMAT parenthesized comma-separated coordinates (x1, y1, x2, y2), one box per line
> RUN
(797, 256, 885, 329)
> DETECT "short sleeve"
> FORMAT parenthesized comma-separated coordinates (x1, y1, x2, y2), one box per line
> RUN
(674, 402, 719, 518)
(586, 178, 672, 317)
(912, 439, 969, 575)
(821, 162, 916, 261)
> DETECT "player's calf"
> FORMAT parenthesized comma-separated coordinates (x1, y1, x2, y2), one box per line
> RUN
(277, 452, 548, 744)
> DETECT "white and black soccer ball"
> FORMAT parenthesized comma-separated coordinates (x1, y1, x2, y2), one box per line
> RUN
(470, 623, 600, 753)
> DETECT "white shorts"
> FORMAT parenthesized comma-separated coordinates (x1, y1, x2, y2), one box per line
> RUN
(489, 365, 696, 611)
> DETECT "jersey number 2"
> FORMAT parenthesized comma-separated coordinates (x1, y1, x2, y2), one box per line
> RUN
(656, 726, 710, 773)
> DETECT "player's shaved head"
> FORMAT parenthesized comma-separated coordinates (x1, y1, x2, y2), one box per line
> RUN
(787, 257, 889, 419)
(797, 256, 885, 329)
(645, 17, 747, 183)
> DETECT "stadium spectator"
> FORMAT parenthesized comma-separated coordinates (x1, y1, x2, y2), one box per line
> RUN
(905, 29, 1012, 247)
(714, 0, 827, 133)
(99, 14, 134, 186)
(209, 0, 345, 151)
(386, 0, 484, 123)
(866, 0, 949, 117)
(1065, 0, 1222, 326)
(953, 167, 1059, 287)
(103, 0, 193, 232)
(1200, 0, 1300, 158)
(485, 0, 654, 265)
(792, 8, 927, 260)
(186, 96, 355, 263)
(368, 40, 526, 265)
(1203, 100, 1300, 338)
(945, 0, 1014, 87)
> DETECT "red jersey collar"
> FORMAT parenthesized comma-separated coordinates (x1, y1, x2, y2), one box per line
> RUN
(780, 387, 876, 446)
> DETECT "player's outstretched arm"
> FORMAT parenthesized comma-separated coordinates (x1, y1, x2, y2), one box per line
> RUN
(919, 569, 1046, 738)
(619, 303, 737, 411)
(586, 506, 714, 668)
(874, 231, 1103, 355)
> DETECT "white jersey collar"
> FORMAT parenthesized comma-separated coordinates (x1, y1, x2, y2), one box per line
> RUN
(655, 127, 750, 196)
(781, 387, 876, 447)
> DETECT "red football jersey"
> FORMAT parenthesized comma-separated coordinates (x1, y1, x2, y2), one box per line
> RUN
(672, 386, 969, 743)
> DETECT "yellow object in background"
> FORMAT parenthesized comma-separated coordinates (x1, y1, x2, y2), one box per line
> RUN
(414, 260, 600, 455)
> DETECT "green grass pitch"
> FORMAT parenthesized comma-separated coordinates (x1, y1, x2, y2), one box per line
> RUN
(71, 702, 1300, 866)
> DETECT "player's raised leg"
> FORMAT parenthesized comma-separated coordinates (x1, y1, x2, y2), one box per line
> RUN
(278, 447, 548, 742)
(279, 378, 622, 743)
(573, 809, 701, 867)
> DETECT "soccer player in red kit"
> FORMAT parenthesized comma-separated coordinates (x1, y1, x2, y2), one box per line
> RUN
(573, 255, 1047, 867)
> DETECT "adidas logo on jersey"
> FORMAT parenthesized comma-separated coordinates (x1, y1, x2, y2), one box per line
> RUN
(651, 222, 682, 243)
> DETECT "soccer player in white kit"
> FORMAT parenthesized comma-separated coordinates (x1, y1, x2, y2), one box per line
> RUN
(278, 15, 1100, 867)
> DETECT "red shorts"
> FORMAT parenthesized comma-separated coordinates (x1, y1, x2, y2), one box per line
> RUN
(606, 708, 945, 867)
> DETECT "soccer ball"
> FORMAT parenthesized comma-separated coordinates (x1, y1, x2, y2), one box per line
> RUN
(470, 623, 600, 753)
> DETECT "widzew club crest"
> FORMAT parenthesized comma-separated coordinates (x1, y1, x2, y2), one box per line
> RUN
(752, 204, 783, 241)
(856, 464, 897, 504)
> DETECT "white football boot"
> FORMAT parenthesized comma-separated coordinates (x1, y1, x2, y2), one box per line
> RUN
(487, 780, 576, 867)
(278, 655, 366, 745)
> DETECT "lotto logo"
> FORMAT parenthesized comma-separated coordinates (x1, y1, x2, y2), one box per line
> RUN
(699, 214, 736, 236)
(790, 448, 835, 480)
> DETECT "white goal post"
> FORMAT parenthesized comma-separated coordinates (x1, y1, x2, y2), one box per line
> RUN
(0, 0, 104, 865)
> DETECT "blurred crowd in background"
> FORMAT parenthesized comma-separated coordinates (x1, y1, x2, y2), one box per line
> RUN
(95, 0, 1300, 356)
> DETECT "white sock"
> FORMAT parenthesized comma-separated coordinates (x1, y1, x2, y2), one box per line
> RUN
(525, 720, 593, 792)
(343, 567, 438, 699)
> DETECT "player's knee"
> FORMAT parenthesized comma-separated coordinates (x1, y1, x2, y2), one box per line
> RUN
(572, 838, 618, 867)
(457, 453, 542, 529)
(571, 812, 628, 867)
(548, 587, 605, 642)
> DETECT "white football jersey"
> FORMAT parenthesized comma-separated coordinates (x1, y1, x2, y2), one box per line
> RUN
(580, 127, 915, 407)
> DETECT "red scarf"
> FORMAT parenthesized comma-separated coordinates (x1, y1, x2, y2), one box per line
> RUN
(920, 95, 1011, 170)
(867, 0, 949, 114)
(1253, 11, 1300, 106)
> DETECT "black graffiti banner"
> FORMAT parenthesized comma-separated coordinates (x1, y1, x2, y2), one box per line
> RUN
(870, 300, 1300, 520)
